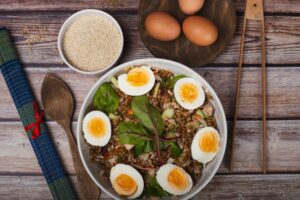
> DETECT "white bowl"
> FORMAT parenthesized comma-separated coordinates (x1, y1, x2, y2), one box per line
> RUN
(58, 9, 124, 75)
(77, 58, 227, 199)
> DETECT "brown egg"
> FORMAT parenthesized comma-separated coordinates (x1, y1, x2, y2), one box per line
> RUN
(178, 0, 205, 15)
(145, 12, 181, 41)
(183, 16, 218, 46)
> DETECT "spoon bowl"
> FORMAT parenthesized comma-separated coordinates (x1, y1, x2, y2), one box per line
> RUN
(41, 73, 101, 200)
(41, 74, 74, 125)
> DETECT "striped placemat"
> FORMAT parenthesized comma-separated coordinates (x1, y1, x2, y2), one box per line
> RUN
(0, 28, 76, 200)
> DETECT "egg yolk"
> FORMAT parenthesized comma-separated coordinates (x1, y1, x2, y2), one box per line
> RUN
(180, 83, 198, 103)
(127, 68, 149, 87)
(199, 132, 219, 153)
(113, 174, 137, 196)
(167, 168, 188, 190)
(87, 118, 106, 138)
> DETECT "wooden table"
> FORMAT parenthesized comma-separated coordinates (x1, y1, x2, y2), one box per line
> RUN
(0, 0, 299, 199)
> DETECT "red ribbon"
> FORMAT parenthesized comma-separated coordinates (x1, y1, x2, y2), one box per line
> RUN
(24, 101, 44, 140)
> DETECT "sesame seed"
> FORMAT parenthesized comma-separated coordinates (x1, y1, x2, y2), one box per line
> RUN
(63, 14, 122, 72)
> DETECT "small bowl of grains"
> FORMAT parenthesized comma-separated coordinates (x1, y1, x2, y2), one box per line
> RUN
(58, 9, 124, 75)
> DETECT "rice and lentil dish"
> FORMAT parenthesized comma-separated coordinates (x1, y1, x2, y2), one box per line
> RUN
(82, 65, 219, 199)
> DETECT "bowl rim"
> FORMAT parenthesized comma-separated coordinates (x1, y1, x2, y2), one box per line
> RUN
(57, 9, 124, 75)
(77, 58, 227, 199)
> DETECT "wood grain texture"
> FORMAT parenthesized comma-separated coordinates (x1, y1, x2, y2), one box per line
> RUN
(41, 74, 101, 200)
(0, 0, 299, 13)
(1, 67, 300, 120)
(0, 175, 109, 200)
(0, 120, 299, 174)
(230, 0, 268, 173)
(1, 174, 300, 200)
(0, 0, 299, 198)
(0, 13, 299, 65)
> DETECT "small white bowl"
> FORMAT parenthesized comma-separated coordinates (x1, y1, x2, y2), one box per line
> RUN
(58, 9, 124, 75)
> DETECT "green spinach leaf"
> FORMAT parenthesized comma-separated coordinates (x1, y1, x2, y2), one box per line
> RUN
(117, 122, 152, 145)
(144, 141, 153, 152)
(131, 95, 164, 135)
(134, 141, 153, 156)
(131, 95, 165, 163)
(166, 141, 182, 158)
(134, 141, 147, 156)
(164, 74, 186, 89)
(93, 83, 119, 114)
(143, 176, 170, 197)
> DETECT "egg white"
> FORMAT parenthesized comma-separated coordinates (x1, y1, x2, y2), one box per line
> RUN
(110, 164, 144, 199)
(117, 66, 155, 96)
(156, 163, 193, 196)
(174, 77, 205, 110)
(82, 111, 111, 147)
(191, 127, 220, 165)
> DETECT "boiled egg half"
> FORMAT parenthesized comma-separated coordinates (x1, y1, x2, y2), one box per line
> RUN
(174, 77, 205, 110)
(191, 127, 220, 165)
(82, 111, 111, 146)
(118, 66, 155, 96)
(156, 163, 193, 195)
(110, 164, 144, 199)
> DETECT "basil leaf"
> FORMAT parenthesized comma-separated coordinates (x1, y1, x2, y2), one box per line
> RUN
(117, 122, 152, 145)
(164, 75, 186, 89)
(93, 83, 119, 114)
(143, 176, 170, 197)
(166, 141, 182, 158)
(131, 95, 164, 135)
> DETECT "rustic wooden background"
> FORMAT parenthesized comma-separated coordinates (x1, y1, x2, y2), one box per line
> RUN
(0, 0, 300, 199)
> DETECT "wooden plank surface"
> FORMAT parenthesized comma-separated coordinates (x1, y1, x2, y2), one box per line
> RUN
(0, 0, 299, 13)
(1, 174, 300, 200)
(1, 67, 300, 120)
(0, 120, 299, 174)
(0, 0, 299, 199)
(0, 13, 299, 65)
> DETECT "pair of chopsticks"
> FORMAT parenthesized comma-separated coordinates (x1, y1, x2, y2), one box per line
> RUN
(229, 0, 267, 174)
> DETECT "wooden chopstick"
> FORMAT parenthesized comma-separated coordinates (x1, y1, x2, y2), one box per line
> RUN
(260, 7, 267, 174)
(228, 3, 247, 171)
(229, 0, 267, 174)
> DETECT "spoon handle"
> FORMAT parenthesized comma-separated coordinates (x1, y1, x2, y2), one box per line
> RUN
(63, 123, 101, 200)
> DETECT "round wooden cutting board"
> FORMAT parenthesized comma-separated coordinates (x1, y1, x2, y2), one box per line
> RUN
(138, 0, 236, 67)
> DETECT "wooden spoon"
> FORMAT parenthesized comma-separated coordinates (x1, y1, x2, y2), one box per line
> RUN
(41, 73, 101, 200)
